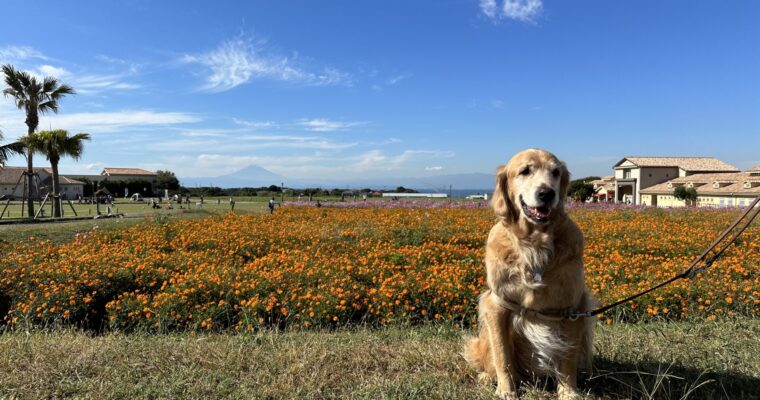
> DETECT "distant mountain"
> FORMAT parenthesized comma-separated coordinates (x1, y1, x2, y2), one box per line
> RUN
(180, 166, 494, 193)
(287, 173, 494, 192)
(180, 165, 286, 188)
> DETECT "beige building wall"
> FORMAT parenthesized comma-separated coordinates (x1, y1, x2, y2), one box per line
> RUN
(0, 170, 52, 199)
(653, 194, 687, 208)
(642, 194, 756, 208)
(639, 167, 678, 190)
(41, 184, 84, 199)
(0, 184, 25, 198)
(103, 174, 157, 184)
(697, 195, 755, 207)
(615, 164, 678, 204)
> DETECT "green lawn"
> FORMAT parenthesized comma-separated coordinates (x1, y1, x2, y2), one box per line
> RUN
(0, 199, 270, 219)
(0, 320, 757, 400)
(0, 201, 268, 244)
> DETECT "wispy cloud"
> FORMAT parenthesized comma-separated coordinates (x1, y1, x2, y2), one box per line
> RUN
(425, 166, 444, 171)
(35, 64, 141, 94)
(181, 36, 350, 92)
(480, 0, 543, 22)
(232, 118, 277, 130)
(0, 46, 48, 63)
(386, 73, 411, 85)
(128, 129, 357, 154)
(0, 46, 141, 95)
(372, 72, 411, 91)
(165, 153, 336, 178)
(352, 149, 454, 172)
(39, 110, 201, 133)
(298, 118, 366, 132)
(94, 54, 142, 74)
(160, 147, 453, 179)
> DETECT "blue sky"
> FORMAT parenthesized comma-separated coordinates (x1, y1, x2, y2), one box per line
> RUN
(1, 0, 758, 183)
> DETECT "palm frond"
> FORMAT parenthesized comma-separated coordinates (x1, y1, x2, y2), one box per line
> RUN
(38, 100, 59, 114)
(2, 64, 24, 91)
(49, 83, 76, 100)
(19, 133, 43, 153)
(42, 76, 60, 94)
(0, 141, 25, 165)
(17, 70, 35, 93)
(2, 65, 29, 107)
(34, 129, 91, 163)
(4, 64, 77, 131)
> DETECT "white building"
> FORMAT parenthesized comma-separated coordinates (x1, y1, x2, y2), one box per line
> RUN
(381, 193, 448, 198)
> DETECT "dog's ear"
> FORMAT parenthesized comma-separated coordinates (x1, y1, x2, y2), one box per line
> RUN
(558, 161, 570, 208)
(491, 165, 518, 222)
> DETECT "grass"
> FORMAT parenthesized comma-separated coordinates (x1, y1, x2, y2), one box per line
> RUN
(0, 320, 757, 399)
(0, 195, 469, 221)
(0, 199, 270, 221)
(0, 209, 218, 245)
(0, 201, 272, 244)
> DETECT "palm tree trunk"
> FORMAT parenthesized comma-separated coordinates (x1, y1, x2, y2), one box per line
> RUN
(51, 159, 61, 218)
(26, 149, 35, 218)
(25, 113, 37, 219)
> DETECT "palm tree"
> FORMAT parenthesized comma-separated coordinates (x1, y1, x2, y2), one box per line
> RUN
(34, 129, 90, 217)
(0, 131, 24, 166)
(2, 64, 75, 218)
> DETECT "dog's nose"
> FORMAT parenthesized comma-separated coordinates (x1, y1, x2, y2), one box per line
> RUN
(536, 188, 555, 203)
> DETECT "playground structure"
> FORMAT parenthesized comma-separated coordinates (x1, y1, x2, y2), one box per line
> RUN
(0, 170, 79, 220)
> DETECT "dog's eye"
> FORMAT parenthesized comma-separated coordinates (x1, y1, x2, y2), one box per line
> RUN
(552, 168, 560, 177)
(519, 167, 530, 176)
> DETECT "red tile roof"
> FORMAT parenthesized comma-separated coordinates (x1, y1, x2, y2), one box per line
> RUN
(102, 167, 156, 176)
(614, 157, 739, 172)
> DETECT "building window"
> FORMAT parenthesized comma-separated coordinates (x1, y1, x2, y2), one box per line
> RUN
(623, 169, 631, 179)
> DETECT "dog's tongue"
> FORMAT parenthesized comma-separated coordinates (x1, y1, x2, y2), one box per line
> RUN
(527, 206, 550, 219)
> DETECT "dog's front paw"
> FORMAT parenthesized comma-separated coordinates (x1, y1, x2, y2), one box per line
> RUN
(494, 385, 518, 400)
(557, 386, 582, 400)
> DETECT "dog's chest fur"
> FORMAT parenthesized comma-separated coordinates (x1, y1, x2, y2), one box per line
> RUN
(486, 223, 580, 310)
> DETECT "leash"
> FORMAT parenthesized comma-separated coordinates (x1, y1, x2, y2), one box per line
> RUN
(491, 196, 760, 321)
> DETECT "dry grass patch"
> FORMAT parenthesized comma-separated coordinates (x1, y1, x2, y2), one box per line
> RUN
(1, 320, 758, 399)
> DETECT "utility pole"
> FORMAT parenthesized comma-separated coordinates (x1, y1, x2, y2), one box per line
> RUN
(281, 182, 284, 204)
(449, 185, 452, 203)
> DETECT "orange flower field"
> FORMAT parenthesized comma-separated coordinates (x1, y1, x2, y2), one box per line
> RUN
(1, 206, 758, 332)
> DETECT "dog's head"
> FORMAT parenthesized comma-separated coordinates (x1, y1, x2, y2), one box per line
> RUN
(491, 149, 569, 225)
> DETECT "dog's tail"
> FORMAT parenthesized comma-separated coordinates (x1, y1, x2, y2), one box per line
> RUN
(462, 333, 489, 373)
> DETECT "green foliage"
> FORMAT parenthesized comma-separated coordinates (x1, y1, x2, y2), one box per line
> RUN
(395, 186, 417, 193)
(78, 177, 95, 197)
(568, 180, 595, 201)
(155, 170, 180, 191)
(102, 179, 154, 197)
(674, 186, 698, 205)
(34, 129, 90, 165)
(0, 132, 24, 166)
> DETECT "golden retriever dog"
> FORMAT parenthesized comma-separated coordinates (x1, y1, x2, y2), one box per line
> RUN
(463, 149, 594, 400)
